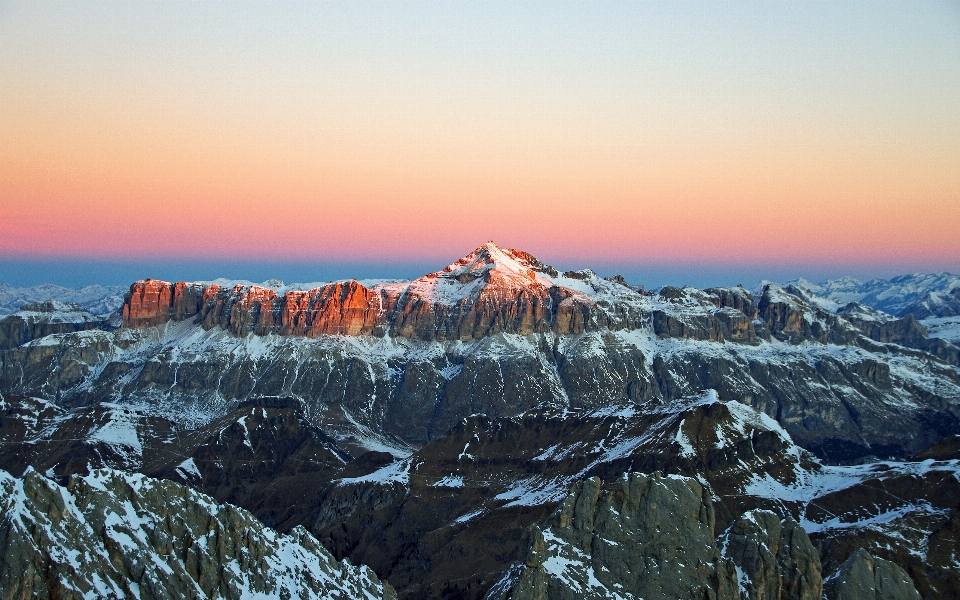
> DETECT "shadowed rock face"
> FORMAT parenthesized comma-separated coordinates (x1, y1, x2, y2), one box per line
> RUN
(718, 511, 822, 600)
(824, 548, 921, 600)
(0, 468, 397, 600)
(0, 301, 112, 350)
(488, 473, 740, 600)
(487, 474, 826, 600)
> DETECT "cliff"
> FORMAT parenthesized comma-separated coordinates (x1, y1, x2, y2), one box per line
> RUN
(120, 243, 608, 341)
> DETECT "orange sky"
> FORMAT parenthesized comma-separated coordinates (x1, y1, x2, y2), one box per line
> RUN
(1, 2, 959, 273)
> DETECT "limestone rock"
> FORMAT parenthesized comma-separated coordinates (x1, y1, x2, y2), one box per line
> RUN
(120, 243, 646, 341)
(758, 285, 859, 346)
(0, 301, 110, 350)
(489, 473, 741, 600)
(0, 467, 396, 599)
(719, 510, 821, 600)
(838, 304, 960, 366)
(823, 548, 920, 600)
(122, 279, 204, 328)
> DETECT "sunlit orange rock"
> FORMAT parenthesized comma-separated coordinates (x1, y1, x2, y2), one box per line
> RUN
(122, 280, 173, 328)
(120, 243, 610, 341)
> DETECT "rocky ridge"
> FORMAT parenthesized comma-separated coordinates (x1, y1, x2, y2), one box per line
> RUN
(0, 301, 115, 350)
(489, 472, 923, 600)
(0, 467, 396, 599)
(0, 389, 952, 599)
(121, 243, 623, 340)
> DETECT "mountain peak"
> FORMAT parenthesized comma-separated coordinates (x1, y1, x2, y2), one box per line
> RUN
(435, 242, 557, 284)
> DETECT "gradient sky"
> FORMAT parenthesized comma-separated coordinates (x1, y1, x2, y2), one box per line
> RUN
(1, 1, 959, 287)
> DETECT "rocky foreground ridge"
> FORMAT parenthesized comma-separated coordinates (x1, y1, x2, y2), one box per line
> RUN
(0, 467, 396, 599)
(2, 390, 956, 599)
(489, 472, 921, 600)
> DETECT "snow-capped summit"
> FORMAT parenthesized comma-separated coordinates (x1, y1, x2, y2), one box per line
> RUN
(386, 242, 563, 305)
(784, 272, 960, 316)
(437, 242, 556, 281)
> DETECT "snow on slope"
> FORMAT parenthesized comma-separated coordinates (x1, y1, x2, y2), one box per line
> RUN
(0, 283, 126, 317)
(923, 316, 960, 345)
(786, 273, 960, 316)
(0, 467, 396, 599)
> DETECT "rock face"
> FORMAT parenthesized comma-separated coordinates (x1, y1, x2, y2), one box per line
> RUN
(0, 467, 396, 600)
(0, 395, 355, 533)
(823, 548, 921, 600)
(488, 473, 740, 600)
(652, 285, 763, 343)
(122, 279, 205, 328)
(757, 285, 860, 346)
(838, 303, 960, 366)
(119, 243, 641, 341)
(489, 475, 830, 600)
(719, 511, 822, 600)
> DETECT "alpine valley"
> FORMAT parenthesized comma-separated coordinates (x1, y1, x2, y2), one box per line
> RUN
(2, 242, 959, 600)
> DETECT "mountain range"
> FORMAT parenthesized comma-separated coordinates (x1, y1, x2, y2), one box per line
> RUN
(1, 242, 958, 599)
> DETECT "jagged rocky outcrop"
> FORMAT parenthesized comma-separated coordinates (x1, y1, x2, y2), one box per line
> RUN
(652, 285, 763, 343)
(719, 511, 822, 600)
(488, 475, 828, 600)
(487, 473, 927, 600)
(487, 473, 740, 600)
(838, 303, 960, 365)
(0, 467, 396, 599)
(757, 284, 860, 346)
(123, 280, 205, 328)
(823, 548, 921, 600)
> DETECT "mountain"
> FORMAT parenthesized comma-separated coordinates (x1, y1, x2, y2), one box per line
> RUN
(3, 390, 953, 599)
(0, 300, 118, 350)
(0, 467, 396, 599)
(899, 287, 960, 320)
(787, 273, 960, 317)
(489, 472, 922, 600)
(3, 244, 958, 461)
(1, 243, 959, 599)
(0, 283, 126, 317)
(120, 242, 638, 338)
